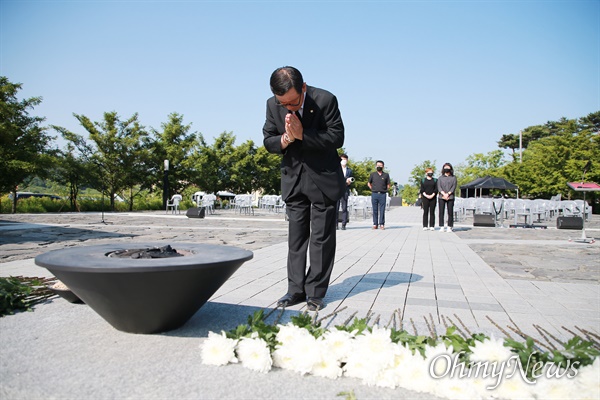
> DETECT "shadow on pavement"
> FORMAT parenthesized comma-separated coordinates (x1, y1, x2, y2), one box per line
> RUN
(0, 221, 133, 245)
(165, 272, 423, 339)
(326, 271, 422, 302)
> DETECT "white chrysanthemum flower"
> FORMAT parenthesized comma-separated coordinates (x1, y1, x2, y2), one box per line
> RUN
(281, 332, 320, 375)
(344, 353, 377, 380)
(319, 328, 354, 362)
(374, 367, 398, 389)
(425, 342, 455, 360)
(353, 325, 395, 367)
(469, 336, 513, 364)
(276, 323, 312, 346)
(471, 373, 505, 399)
(200, 331, 238, 366)
(573, 358, 600, 399)
(273, 325, 315, 371)
(389, 343, 415, 369)
(236, 336, 272, 373)
(486, 372, 534, 400)
(310, 343, 343, 379)
(343, 325, 396, 385)
(272, 348, 294, 370)
(534, 374, 579, 399)
(424, 342, 455, 379)
(372, 343, 415, 389)
(395, 353, 436, 394)
(433, 375, 482, 400)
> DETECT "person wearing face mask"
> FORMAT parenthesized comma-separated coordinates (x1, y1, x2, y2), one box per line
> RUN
(437, 163, 458, 232)
(420, 168, 438, 231)
(368, 160, 390, 230)
(337, 154, 353, 230)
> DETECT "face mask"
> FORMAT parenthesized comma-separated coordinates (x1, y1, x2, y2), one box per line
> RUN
(443, 169, 451, 173)
(427, 172, 433, 177)
(376, 166, 383, 172)
(341, 160, 347, 166)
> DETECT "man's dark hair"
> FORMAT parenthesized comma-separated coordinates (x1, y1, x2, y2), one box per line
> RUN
(376, 160, 385, 166)
(340, 153, 348, 159)
(270, 66, 304, 96)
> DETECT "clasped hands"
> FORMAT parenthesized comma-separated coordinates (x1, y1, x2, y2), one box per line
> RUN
(281, 112, 303, 148)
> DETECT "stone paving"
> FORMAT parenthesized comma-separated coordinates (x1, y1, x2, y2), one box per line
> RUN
(1, 206, 598, 341)
(1, 206, 599, 399)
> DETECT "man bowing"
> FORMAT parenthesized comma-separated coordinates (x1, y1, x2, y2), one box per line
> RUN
(262, 66, 345, 311)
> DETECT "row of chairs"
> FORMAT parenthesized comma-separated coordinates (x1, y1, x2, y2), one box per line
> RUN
(454, 197, 591, 225)
(231, 194, 254, 215)
(166, 193, 217, 214)
(168, 192, 395, 219)
(252, 194, 391, 220)
(259, 195, 285, 213)
(346, 195, 391, 219)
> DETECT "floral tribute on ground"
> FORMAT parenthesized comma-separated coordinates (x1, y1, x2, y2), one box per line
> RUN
(200, 309, 599, 399)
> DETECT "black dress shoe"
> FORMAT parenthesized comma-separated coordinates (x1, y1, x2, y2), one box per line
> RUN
(277, 293, 306, 308)
(341, 225, 346, 230)
(307, 297, 325, 311)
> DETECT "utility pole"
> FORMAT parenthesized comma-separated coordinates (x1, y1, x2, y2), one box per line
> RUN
(163, 160, 169, 210)
(519, 130, 522, 163)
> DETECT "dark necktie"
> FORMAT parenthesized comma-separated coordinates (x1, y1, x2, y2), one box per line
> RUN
(295, 110, 302, 122)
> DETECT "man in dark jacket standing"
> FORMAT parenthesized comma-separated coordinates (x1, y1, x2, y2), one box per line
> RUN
(368, 160, 390, 230)
(337, 153, 353, 230)
(263, 66, 345, 311)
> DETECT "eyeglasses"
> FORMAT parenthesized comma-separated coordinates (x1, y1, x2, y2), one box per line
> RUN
(276, 91, 303, 108)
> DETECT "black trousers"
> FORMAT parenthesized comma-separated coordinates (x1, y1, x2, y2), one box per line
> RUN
(285, 169, 337, 298)
(336, 191, 349, 226)
(422, 197, 436, 228)
(439, 198, 455, 228)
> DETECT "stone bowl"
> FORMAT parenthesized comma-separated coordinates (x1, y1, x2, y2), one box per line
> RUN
(35, 242, 253, 334)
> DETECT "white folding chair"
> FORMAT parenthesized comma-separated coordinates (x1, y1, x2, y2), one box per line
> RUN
(513, 199, 533, 224)
(166, 194, 182, 214)
(353, 196, 368, 219)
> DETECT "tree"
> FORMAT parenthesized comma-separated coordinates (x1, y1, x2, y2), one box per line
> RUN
(579, 111, 600, 132)
(346, 158, 376, 196)
(253, 146, 281, 194)
(0, 77, 55, 213)
(150, 113, 200, 199)
(401, 184, 419, 205)
(189, 131, 238, 194)
(497, 133, 520, 154)
(497, 124, 553, 158)
(184, 131, 281, 197)
(408, 160, 437, 187)
(501, 115, 599, 199)
(49, 143, 95, 211)
(454, 150, 506, 189)
(55, 112, 150, 211)
(229, 140, 259, 194)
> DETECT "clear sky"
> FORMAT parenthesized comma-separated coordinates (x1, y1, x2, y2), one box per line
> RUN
(2, 0, 598, 185)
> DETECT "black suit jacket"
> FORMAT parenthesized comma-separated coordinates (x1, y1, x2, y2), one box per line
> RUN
(342, 167, 353, 194)
(263, 86, 345, 202)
